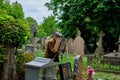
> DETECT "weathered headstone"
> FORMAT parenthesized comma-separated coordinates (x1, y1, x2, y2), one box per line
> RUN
(95, 31, 105, 56)
(67, 38, 74, 54)
(73, 55, 83, 80)
(25, 44, 36, 54)
(37, 38, 45, 50)
(59, 62, 73, 80)
(74, 28, 85, 56)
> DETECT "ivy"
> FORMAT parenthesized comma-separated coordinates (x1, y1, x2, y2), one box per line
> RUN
(0, 45, 7, 62)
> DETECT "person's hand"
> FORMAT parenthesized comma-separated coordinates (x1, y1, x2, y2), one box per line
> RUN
(53, 48, 58, 53)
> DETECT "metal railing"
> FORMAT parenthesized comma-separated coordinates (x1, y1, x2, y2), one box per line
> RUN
(87, 55, 120, 73)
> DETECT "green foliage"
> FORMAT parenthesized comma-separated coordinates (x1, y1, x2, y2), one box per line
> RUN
(0, 0, 11, 14)
(0, 0, 30, 48)
(0, 14, 30, 48)
(15, 52, 35, 76)
(37, 16, 59, 37)
(0, 45, 7, 62)
(46, 0, 120, 52)
(26, 17, 38, 26)
(10, 1, 24, 19)
(35, 51, 120, 79)
(94, 72, 120, 80)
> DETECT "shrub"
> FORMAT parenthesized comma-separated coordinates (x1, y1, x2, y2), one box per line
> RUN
(15, 52, 35, 80)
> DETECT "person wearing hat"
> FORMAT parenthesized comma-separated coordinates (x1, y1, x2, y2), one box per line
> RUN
(44, 31, 64, 62)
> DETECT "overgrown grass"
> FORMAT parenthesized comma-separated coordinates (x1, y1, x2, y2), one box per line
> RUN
(35, 50, 120, 80)
(94, 72, 120, 80)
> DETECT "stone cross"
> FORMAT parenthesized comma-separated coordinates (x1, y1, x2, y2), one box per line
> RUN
(31, 24, 37, 37)
(95, 31, 105, 55)
(30, 24, 37, 44)
(97, 31, 104, 47)
(74, 28, 85, 56)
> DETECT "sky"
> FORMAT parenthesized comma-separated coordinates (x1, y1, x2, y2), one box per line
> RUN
(10, 0, 53, 24)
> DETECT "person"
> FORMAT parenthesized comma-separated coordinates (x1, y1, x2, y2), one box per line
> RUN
(44, 31, 65, 62)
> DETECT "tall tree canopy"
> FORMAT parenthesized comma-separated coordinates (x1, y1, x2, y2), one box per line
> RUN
(37, 16, 59, 37)
(10, 1, 24, 19)
(26, 17, 38, 26)
(46, 0, 120, 52)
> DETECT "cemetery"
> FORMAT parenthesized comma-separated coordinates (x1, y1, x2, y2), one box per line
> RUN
(24, 28, 120, 80)
(0, 0, 120, 80)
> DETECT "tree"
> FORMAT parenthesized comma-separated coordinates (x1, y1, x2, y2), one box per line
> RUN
(0, 0, 30, 80)
(10, 1, 24, 19)
(0, 13, 29, 80)
(46, 0, 120, 52)
(26, 17, 38, 26)
(37, 16, 59, 37)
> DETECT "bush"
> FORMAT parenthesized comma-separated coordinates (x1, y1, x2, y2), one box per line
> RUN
(15, 52, 35, 80)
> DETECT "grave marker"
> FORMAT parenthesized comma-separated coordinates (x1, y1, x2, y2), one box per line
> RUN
(73, 55, 83, 80)
(74, 28, 85, 56)
(59, 62, 73, 80)
(67, 38, 74, 54)
(95, 31, 105, 56)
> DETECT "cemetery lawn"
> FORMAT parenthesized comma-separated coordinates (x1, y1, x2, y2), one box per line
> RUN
(35, 50, 120, 80)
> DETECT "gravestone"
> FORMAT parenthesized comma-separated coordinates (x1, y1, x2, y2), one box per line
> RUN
(25, 44, 36, 54)
(37, 38, 45, 50)
(73, 55, 83, 80)
(30, 24, 37, 44)
(95, 31, 105, 56)
(41, 37, 51, 49)
(67, 38, 74, 54)
(59, 62, 73, 80)
(74, 28, 85, 56)
(30, 24, 37, 37)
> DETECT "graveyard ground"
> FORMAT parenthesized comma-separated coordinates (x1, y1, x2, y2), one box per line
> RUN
(35, 50, 120, 80)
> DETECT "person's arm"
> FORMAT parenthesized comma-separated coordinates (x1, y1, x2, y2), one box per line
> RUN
(48, 41, 58, 53)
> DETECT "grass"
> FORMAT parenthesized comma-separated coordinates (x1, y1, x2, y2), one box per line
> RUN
(94, 72, 120, 80)
(35, 50, 120, 80)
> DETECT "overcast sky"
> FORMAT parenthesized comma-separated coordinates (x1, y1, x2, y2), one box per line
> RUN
(10, 0, 53, 24)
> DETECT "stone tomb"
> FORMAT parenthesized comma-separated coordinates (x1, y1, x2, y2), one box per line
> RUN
(102, 52, 120, 65)
(25, 57, 58, 80)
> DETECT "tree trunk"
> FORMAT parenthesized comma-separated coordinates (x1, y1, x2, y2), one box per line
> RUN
(1, 44, 16, 80)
